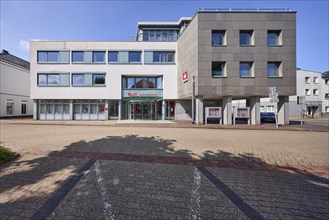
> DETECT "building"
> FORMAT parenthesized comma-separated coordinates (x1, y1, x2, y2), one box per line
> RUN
(30, 8, 296, 124)
(0, 50, 33, 118)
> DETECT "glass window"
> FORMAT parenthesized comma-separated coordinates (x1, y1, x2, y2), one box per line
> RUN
(90, 104, 97, 114)
(47, 52, 60, 62)
(93, 51, 105, 62)
(93, 74, 105, 85)
(148, 78, 156, 88)
(72, 51, 84, 62)
(168, 30, 174, 41)
(73, 104, 81, 114)
(6, 101, 14, 115)
(305, 77, 310, 84)
(212, 62, 225, 77)
(268, 62, 281, 77)
(72, 74, 85, 86)
(162, 30, 168, 41)
(108, 51, 118, 62)
(99, 104, 105, 114)
(82, 104, 89, 114)
(167, 52, 175, 63)
(325, 79, 329, 85)
(129, 51, 141, 63)
(38, 74, 47, 85)
(55, 104, 63, 114)
(149, 30, 155, 41)
(313, 89, 319, 95)
(47, 104, 55, 114)
(240, 62, 253, 77)
(268, 31, 281, 46)
(37, 52, 47, 62)
(135, 78, 147, 88)
(153, 52, 175, 63)
(156, 31, 161, 41)
(21, 103, 27, 114)
(63, 104, 69, 114)
(313, 77, 319, 83)
(156, 77, 163, 89)
(212, 31, 225, 46)
(127, 78, 135, 89)
(40, 104, 46, 114)
(240, 31, 253, 46)
(47, 74, 60, 85)
(143, 30, 149, 41)
(153, 52, 162, 63)
(109, 101, 118, 116)
(305, 89, 310, 95)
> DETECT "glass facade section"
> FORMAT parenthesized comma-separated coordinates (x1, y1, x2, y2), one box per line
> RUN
(37, 52, 47, 62)
(153, 51, 175, 63)
(72, 74, 85, 86)
(93, 51, 105, 62)
(47, 75, 60, 85)
(212, 62, 225, 77)
(108, 51, 118, 62)
(123, 76, 163, 89)
(72, 51, 84, 62)
(142, 29, 179, 41)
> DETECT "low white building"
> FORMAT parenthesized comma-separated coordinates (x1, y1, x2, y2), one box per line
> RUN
(0, 50, 33, 118)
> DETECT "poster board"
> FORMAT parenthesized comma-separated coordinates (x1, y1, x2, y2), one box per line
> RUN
(205, 107, 222, 124)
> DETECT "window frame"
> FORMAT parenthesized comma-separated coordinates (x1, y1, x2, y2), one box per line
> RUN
(92, 74, 106, 85)
(128, 51, 142, 63)
(108, 51, 119, 63)
(152, 51, 175, 63)
(240, 30, 254, 46)
(92, 51, 106, 63)
(212, 30, 226, 46)
(72, 51, 84, 63)
(37, 51, 62, 63)
(21, 100, 27, 115)
(37, 73, 70, 87)
(212, 61, 226, 78)
(267, 62, 282, 78)
(239, 62, 254, 78)
(267, 30, 282, 46)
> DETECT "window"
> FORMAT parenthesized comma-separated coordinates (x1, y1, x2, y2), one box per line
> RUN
(212, 30, 226, 46)
(260, 106, 265, 112)
(92, 51, 105, 63)
(268, 62, 281, 77)
(212, 62, 225, 77)
(240, 30, 253, 46)
(72, 51, 84, 62)
(21, 100, 27, 114)
(153, 52, 175, 63)
(313, 89, 319, 96)
(267, 105, 274, 112)
(240, 62, 253, 77)
(305, 89, 310, 96)
(142, 29, 179, 41)
(92, 74, 105, 85)
(6, 99, 14, 115)
(129, 51, 141, 63)
(325, 93, 329, 99)
(305, 77, 311, 84)
(123, 76, 163, 89)
(37, 51, 69, 63)
(325, 106, 329, 112)
(325, 79, 329, 85)
(313, 77, 319, 84)
(72, 74, 85, 86)
(108, 51, 118, 62)
(37, 73, 69, 86)
(268, 30, 281, 46)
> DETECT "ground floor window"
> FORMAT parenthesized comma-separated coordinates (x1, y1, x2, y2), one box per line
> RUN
(6, 99, 14, 115)
(21, 100, 27, 114)
(73, 100, 105, 120)
(39, 100, 70, 120)
(109, 100, 119, 118)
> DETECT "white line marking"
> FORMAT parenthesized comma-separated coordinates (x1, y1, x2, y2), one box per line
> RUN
(94, 160, 115, 220)
(190, 167, 201, 220)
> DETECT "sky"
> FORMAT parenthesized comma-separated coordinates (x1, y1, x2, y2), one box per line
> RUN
(0, 0, 328, 72)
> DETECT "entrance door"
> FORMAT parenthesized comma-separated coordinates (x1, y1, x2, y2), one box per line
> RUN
(128, 101, 155, 120)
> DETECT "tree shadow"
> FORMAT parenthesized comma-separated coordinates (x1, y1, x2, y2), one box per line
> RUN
(0, 133, 328, 219)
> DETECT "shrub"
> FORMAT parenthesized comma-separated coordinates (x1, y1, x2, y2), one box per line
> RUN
(0, 145, 18, 165)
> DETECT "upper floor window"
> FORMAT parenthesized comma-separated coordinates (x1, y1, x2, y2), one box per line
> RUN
(37, 73, 70, 86)
(267, 62, 282, 77)
(212, 30, 226, 46)
(305, 89, 310, 96)
(128, 51, 141, 63)
(71, 51, 105, 63)
(313, 77, 319, 84)
(212, 62, 226, 77)
(142, 29, 179, 42)
(240, 62, 254, 77)
(325, 79, 329, 85)
(72, 73, 106, 86)
(268, 30, 282, 46)
(313, 89, 319, 96)
(153, 51, 175, 63)
(325, 93, 329, 99)
(108, 51, 118, 62)
(123, 76, 163, 89)
(37, 51, 69, 63)
(305, 77, 310, 84)
(240, 30, 254, 46)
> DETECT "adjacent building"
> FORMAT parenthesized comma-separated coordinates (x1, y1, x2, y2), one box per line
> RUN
(30, 8, 296, 124)
(0, 50, 33, 118)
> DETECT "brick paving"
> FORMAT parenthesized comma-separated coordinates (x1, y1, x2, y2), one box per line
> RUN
(0, 119, 328, 219)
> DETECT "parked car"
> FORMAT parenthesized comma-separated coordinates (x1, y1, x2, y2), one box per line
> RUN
(260, 112, 276, 122)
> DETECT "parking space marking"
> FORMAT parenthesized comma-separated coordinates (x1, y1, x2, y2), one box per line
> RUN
(95, 160, 115, 220)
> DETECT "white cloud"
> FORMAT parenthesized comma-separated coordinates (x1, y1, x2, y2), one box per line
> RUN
(19, 39, 30, 51)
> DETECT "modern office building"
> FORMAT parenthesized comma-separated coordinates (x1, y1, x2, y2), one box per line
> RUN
(30, 8, 296, 124)
(0, 50, 33, 118)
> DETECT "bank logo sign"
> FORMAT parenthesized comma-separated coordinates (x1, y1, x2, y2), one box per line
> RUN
(123, 89, 163, 98)
(182, 71, 188, 83)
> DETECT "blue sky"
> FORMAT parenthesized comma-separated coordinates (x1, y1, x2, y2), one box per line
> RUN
(1, 0, 328, 72)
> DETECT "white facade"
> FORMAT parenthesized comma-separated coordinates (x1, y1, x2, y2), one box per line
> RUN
(0, 52, 33, 117)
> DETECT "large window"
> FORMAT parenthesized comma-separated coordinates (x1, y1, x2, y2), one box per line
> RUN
(71, 51, 105, 63)
(37, 51, 69, 63)
(267, 62, 281, 77)
(129, 51, 141, 63)
(72, 73, 106, 86)
(6, 99, 14, 115)
(212, 30, 226, 46)
(153, 52, 175, 63)
(240, 30, 253, 46)
(37, 73, 69, 86)
(268, 30, 281, 46)
(240, 62, 253, 77)
(212, 62, 226, 77)
(123, 76, 163, 89)
(39, 100, 70, 120)
(142, 29, 179, 42)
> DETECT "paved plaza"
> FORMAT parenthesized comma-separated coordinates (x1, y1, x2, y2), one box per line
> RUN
(0, 119, 328, 219)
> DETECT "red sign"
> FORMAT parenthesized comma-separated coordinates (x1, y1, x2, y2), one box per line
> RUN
(182, 71, 188, 83)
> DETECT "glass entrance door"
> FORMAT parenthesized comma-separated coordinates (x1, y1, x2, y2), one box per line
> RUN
(128, 101, 155, 120)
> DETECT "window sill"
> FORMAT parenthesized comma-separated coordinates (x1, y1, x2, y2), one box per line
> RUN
(108, 62, 142, 65)
(240, 45, 255, 47)
(268, 76, 283, 78)
(72, 62, 106, 64)
(212, 76, 226, 78)
(240, 76, 255, 78)
(144, 63, 176, 65)
(268, 45, 283, 47)
(72, 85, 106, 87)
(37, 62, 69, 64)
(37, 85, 70, 87)
(212, 45, 227, 47)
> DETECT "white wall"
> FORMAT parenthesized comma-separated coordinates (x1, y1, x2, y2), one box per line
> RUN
(0, 61, 33, 117)
(30, 41, 177, 100)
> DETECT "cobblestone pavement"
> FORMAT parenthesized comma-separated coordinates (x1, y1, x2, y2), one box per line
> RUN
(0, 120, 328, 219)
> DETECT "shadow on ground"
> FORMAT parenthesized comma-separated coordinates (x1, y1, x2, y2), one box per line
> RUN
(0, 134, 328, 219)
